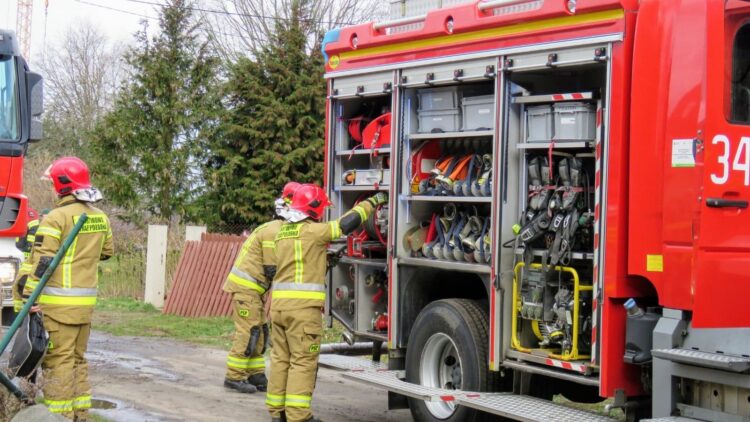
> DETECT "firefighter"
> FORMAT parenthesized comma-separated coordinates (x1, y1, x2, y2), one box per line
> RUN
(14, 209, 50, 313)
(223, 182, 300, 394)
(266, 184, 387, 422)
(24, 157, 113, 420)
(16, 208, 39, 260)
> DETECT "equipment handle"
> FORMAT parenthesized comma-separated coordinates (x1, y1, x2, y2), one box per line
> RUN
(706, 198, 749, 209)
(0, 213, 89, 403)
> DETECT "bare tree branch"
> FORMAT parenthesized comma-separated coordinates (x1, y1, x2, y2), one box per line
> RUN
(201, 0, 388, 61)
(38, 21, 125, 139)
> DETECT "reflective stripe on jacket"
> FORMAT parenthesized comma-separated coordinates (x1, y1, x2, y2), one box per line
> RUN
(26, 196, 114, 325)
(223, 219, 283, 296)
(272, 202, 373, 311)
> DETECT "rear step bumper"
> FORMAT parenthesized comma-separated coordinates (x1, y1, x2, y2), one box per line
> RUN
(652, 349, 750, 373)
(322, 354, 616, 422)
(642, 418, 704, 422)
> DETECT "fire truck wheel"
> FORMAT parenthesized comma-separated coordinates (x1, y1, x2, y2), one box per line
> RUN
(405, 299, 495, 422)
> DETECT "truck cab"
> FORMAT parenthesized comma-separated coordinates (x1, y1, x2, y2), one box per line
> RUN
(0, 29, 43, 324)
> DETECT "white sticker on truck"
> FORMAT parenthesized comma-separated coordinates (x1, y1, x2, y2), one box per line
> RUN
(672, 138, 695, 168)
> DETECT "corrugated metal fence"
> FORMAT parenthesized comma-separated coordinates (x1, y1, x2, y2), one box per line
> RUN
(163, 232, 246, 317)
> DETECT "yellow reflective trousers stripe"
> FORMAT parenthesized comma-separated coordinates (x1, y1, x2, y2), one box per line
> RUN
(73, 395, 92, 410)
(285, 394, 312, 408)
(266, 393, 285, 407)
(227, 356, 265, 369)
(45, 399, 73, 413)
(39, 295, 96, 306)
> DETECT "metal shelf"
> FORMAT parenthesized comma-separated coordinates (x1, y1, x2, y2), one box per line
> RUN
(516, 141, 593, 150)
(512, 92, 595, 104)
(400, 195, 492, 203)
(339, 256, 388, 267)
(334, 185, 389, 192)
(408, 130, 494, 140)
(398, 257, 491, 274)
(515, 248, 594, 261)
(336, 147, 390, 156)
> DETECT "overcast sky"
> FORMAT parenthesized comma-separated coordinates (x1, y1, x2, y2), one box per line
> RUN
(2, 0, 162, 65)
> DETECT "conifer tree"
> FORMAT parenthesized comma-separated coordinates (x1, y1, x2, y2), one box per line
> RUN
(204, 0, 325, 227)
(90, 0, 220, 222)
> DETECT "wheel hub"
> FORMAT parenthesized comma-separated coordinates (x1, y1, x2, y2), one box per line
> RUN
(419, 332, 462, 419)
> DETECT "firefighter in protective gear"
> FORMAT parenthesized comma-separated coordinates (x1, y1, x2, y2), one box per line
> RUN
(25, 157, 113, 420)
(16, 208, 39, 260)
(266, 184, 387, 422)
(14, 209, 50, 313)
(223, 182, 300, 394)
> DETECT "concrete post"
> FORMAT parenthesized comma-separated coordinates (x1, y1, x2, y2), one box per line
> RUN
(185, 225, 207, 242)
(145, 225, 168, 308)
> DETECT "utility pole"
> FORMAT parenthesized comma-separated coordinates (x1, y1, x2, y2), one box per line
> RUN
(16, 0, 33, 58)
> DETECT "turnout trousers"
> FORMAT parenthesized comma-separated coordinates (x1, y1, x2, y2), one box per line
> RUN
(225, 292, 266, 380)
(266, 307, 323, 422)
(41, 315, 92, 420)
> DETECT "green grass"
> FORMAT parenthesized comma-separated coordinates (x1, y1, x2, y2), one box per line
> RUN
(98, 253, 145, 299)
(94, 298, 346, 349)
(554, 395, 625, 420)
(93, 298, 235, 349)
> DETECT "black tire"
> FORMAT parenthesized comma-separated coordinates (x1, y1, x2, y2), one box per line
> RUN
(406, 299, 497, 422)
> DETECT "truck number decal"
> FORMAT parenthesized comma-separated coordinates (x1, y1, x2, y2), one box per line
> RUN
(711, 134, 750, 185)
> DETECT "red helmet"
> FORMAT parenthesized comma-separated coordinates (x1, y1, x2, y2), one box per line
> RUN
(27, 208, 38, 220)
(44, 157, 92, 196)
(289, 184, 331, 221)
(281, 182, 301, 203)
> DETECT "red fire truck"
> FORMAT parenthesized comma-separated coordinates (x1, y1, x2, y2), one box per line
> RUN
(319, 0, 750, 421)
(0, 30, 43, 324)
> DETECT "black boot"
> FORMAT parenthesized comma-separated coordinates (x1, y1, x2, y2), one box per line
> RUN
(305, 417, 323, 422)
(247, 373, 268, 391)
(224, 378, 257, 394)
(271, 412, 287, 422)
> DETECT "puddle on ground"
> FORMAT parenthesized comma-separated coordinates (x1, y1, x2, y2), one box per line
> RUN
(86, 349, 182, 382)
(91, 398, 117, 409)
(91, 396, 172, 422)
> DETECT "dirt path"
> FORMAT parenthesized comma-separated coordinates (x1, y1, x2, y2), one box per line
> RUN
(86, 331, 411, 422)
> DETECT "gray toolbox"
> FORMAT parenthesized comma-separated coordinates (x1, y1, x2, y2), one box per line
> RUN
(553, 102, 596, 140)
(418, 109, 461, 133)
(461, 95, 495, 131)
(417, 86, 461, 111)
(526, 105, 553, 142)
(417, 86, 462, 133)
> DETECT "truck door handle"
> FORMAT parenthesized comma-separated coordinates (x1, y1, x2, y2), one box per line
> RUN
(706, 198, 749, 209)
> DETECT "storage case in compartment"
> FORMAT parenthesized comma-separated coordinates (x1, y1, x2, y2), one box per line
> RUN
(553, 102, 596, 140)
(462, 95, 495, 131)
(417, 86, 461, 111)
(526, 105, 553, 141)
(418, 109, 461, 133)
(342, 168, 391, 186)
